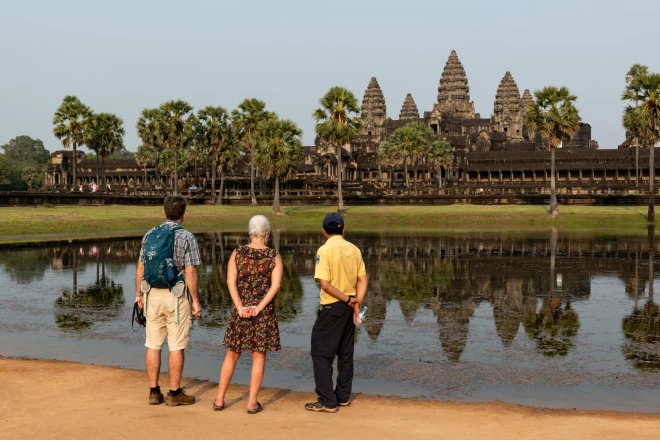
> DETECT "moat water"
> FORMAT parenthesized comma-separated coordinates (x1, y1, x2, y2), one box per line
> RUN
(1, 229, 659, 412)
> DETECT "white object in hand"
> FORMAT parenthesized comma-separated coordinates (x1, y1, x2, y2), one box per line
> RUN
(355, 306, 368, 325)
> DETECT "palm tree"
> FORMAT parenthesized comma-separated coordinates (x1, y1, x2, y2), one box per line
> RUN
(427, 140, 454, 188)
(87, 113, 125, 189)
(524, 87, 582, 216)
(158, 149, 191, 190)
(159, 100, 195, 195)
(53, 96, 93, 190)
(232, 99, 274, 205)
(21, 167, 37, 189)
(195, 106, 240, 204)
(313, 87, 363, 212)
(382, 122, 432, 190)
(254, 117, 304, 214)
(624, 64, 650, 187)
(623, 73, 660, 223)
(135, 145, 156, 188)
(379, 139, 403, 188)
(136, 108, 165, 187)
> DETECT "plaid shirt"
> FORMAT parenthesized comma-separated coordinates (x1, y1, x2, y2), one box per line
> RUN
(138, 220, 201, 272)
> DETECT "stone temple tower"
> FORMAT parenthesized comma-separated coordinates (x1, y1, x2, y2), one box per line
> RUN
(520, 89, 534, 141)
(399, 93, 419, 122)
(360, 77, 387, 136)
(434, 50, 476, 119)
(492, 71, 523, 140)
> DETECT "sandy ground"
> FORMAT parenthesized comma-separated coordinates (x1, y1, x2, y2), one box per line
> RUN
(2, 358, 660, 440)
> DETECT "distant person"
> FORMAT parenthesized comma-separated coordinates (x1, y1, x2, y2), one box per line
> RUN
(305, 213, 367, 413)
(135, 195, 202, 406)
(214, 215, 282, 414)
(78, 184, 83, 192)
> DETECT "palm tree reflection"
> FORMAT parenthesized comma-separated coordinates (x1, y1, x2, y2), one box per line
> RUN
(622, 226, 660, 370)
(55, 244, 124, 330)
(522, 228, 580, 357)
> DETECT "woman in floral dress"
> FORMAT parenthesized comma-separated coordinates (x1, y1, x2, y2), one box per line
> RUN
(214, 215, 282, 414)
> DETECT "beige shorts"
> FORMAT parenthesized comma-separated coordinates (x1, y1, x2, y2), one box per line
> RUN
(145, 288, 192, 351)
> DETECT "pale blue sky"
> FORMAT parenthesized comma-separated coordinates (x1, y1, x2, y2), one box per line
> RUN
(1, 0, 658, 150)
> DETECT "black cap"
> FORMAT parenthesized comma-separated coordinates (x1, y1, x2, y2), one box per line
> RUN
(323, 213, 344, 230)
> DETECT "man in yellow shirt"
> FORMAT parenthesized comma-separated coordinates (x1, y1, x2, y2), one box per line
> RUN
(305, 213, 368, 413)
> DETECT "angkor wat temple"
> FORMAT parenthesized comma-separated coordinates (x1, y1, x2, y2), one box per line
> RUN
(43, 50, 658, 198)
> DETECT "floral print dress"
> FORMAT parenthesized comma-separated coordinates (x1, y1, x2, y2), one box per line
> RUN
(223, 246, 281, 352)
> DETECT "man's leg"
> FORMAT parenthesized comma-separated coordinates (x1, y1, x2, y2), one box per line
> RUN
(168, 349, 184, 391)
(146, 348, 161, 387)
(335, 305, 355, 405)
(312, 353, 336, 407)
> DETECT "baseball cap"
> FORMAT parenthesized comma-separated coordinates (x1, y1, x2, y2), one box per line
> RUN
(323, 213, 344, 230)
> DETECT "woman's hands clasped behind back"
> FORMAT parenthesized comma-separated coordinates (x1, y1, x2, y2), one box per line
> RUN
(237, 306, 263, 319)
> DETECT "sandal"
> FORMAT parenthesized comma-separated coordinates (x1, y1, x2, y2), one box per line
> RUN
(338, 400, 351, 407)
(304, 401, 338, 413)
(212, 401, 224, 411)
(247, 402, 263, 414)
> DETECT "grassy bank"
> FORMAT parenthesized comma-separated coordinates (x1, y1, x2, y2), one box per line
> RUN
(0, 204, 655, 244)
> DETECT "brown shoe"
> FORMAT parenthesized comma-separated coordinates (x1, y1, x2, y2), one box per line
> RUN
(149, 389, 164, 405)
(165, 389, 195, 406)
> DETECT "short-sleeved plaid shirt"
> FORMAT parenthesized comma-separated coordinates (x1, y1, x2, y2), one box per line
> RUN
(138, 220, 201, 272)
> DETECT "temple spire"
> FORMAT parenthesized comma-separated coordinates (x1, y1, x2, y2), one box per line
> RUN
(360, 77, 387, 135)
(399, 93, 419, 121)
(492, 71, 523, 140)
(520, 89, 534, 114)
(435, 50, 475, 119)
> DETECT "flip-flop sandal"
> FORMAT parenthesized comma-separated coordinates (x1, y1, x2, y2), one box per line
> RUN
(338, 401, 351, 407)
(247, 402, 263, 414)
(213, 401, 224, 411)
(304, 401, 338, 413)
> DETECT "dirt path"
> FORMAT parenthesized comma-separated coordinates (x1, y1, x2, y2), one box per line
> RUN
(2, 358, 659, 440)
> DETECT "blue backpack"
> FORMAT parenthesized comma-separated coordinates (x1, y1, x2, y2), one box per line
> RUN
(143, 224, 183, 289)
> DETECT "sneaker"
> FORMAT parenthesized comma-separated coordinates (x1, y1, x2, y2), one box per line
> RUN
(149, 389, 164, 405)
(304, 401, 338, 413)
(165, 389, 196, 406)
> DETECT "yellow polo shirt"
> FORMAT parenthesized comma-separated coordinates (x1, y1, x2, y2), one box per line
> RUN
(314, 235, 367, 305)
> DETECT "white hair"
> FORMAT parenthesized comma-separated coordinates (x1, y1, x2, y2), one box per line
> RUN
(248, 215, 271, 239)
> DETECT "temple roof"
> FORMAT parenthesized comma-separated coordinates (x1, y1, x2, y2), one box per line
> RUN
(520, 89, 534, 115)
(399, 93, 419, 121)
(437, 50, 471, 105)
(494, 71, 521, 114)
(361, 77, 386, 121)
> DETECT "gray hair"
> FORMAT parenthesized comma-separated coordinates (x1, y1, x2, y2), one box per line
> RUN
(248, 215, 271, 239)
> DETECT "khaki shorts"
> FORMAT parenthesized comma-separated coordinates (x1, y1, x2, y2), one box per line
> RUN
(145, 288, 192, 351)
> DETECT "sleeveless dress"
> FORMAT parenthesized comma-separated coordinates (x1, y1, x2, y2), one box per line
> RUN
(222, 246, 281, 352)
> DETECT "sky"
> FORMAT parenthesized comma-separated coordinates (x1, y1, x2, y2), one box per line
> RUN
(2, 0, 659, 151)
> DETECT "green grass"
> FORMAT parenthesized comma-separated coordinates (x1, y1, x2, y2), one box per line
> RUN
(0, 204, 654, 244)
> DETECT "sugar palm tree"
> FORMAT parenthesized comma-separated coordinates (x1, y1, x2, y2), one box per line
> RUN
(623, 64, 649, 187)
(159, 100, 195, 195)
(623, 73, 660, 223)
(313, 87, 363, 212)
(53, 96, 93, 190)
(195, 106, 240, 204)
(135, 145, 156, 188)
(427, 140, 454, 188)
(158, 148, 191, 191)
(379, 139, 403, 188)
(232, 99, 274, 205)
(525, 87, 582, 216)
(254, 117, 304, 214)
(136, 108, 165, 187)
(382, 122, 432, 190)
(87, 113, 125, 189)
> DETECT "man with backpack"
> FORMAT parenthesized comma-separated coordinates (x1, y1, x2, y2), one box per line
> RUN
(135, 195, 202, 406)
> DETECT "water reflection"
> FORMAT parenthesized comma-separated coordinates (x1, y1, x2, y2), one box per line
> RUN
(2, 229, 660, 371)
(622, 227, 660, 369)
(54, 243, 125, 330)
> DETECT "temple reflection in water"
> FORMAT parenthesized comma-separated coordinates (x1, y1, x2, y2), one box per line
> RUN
(3, 229, 659, 369)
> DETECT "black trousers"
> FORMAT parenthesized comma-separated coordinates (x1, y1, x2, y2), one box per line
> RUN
(311, 301, 355, 408)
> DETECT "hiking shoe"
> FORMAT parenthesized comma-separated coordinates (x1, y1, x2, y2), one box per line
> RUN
(304, 401, 338, 413)
(149, 390, 164, 405)
(165, 389, 195, 406)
